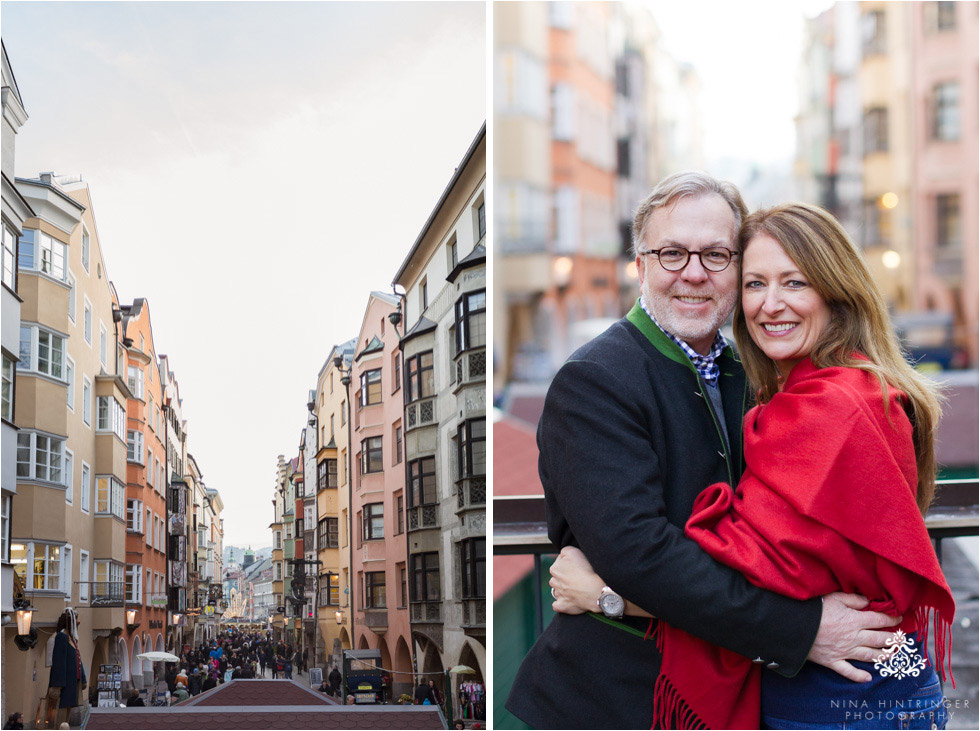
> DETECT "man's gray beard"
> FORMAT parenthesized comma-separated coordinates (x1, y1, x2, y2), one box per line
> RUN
(640, 283, 737, 347)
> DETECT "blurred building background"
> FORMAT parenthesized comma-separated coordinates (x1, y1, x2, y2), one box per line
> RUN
(493, 2, 978, 728)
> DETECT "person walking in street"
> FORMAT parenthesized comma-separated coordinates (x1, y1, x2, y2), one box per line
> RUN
(328, 665, 342, 698)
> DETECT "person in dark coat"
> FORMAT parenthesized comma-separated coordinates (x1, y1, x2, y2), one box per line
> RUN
(48, 608, 86, 727)
(506, 172, 899, 729)
(3, 712, 24, 729)
(328, 666, 342, 697)
(165, 664, 177, 694)
(126, 689, 145, 707)
(188, 668, 202, 696)
(414, 681, 435, 705)
(202, 673, 218, 693)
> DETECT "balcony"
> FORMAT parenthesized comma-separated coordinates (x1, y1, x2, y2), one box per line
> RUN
(87, 582, 125, 608)
(408, 504, 439, 532)
(456, 477, 486, 513)
(405, 398, 435, 431)
(362, 609, 388, 634)
(410, 600, 442, 624)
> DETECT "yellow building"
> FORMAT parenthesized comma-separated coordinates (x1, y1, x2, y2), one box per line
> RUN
(312, 340, 355, 667)
(7, 174, 131, 724)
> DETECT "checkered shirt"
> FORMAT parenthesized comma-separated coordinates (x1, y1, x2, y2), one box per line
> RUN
(638, 298, 728, 386)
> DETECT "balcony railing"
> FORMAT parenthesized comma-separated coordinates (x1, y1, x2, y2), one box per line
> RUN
(411, 600, 443, 623)
(455, 350, 487, 385)
(406, 399, 436, 430)
(457, 477, 486, 512)
(493, 479, 979, 639)
(461, 598, 486, 628)
(408, 504, 439, 531)
(81, 582, 126, 608)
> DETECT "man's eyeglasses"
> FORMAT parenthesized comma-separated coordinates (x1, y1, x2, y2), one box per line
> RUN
(638, 246, 739, 272)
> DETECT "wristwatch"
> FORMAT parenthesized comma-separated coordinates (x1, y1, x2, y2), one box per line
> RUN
(597, 586, 625, 619)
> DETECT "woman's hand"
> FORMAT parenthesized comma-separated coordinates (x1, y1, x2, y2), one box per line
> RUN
(549, 546, 606, 614)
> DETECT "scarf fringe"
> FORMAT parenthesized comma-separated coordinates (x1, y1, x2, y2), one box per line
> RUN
(652, 673, 709, 731)
(912, 605, 955, 689)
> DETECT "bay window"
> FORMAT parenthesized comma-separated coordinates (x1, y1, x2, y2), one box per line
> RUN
(2, 223, 16, 290)
(460, 538, 485, 599)
(96, 475, 125, 519)
(360, 436, 383, 475)
(364, 571, 386, 609)
(2, 355, 13, 421)
(405, 351, 434, 403)
(127, 365, 144, 400)
(127, 430, 144, 463)
(97, 396, 126, 440)
(16, 431, 65, 483)
(454, 290, 486, 353)
(18, 228, 67, 282)
(359, 368, 382, 406)
(11, 541, 63, 591)
(18, 325, 66, 379)
(411, 552, 441, 602)
(457, 419, 486, 478)
(408, 457, 437, 507)
(363, 503, 384, 540)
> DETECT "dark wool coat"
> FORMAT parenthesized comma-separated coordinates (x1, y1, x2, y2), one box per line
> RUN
(505, 303, 823, 730)
(49, 631, 86, 709)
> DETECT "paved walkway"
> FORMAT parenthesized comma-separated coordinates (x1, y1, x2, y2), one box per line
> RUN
(943, 538, 978, 729)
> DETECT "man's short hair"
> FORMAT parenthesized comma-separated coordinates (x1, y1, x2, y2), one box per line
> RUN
(631, 171, 749, 256)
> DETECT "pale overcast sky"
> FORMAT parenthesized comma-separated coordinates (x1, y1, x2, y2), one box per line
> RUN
(647, 0, 834, 167)
(3, 1, 486, 547)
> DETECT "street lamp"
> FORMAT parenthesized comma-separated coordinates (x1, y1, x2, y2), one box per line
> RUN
(126, 609, 140, 630)
(13, 597, 37, 651)
(335, 610, 344, 625)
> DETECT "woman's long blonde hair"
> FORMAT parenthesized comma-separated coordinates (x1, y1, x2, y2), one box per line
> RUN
(732, 203, 943, 513)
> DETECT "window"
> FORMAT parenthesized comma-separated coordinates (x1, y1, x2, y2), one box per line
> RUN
(326, 517, 338, 548)
(2, 355, 14, 422)
(97, 396, 126, 440)
(862, 9, 886, 56)
(16, 431, 65, 483)
(394, 425, 402, 464)
(11, 542, 63, 591)
(82, 377, 92, 426)
(405, 351, 434, 403)
(937, 195, 961, 249)
(79, 551, 90, 602)
(393, 353, 401, 392)
(18, 326, 67, 379)
(408, 457, 437, 507)
(455, 290, 486, 352)
(94, 561, 125, 598)
(127, 430, 144, 463)
(66, 357, 74, 411)
(863, 107, 888, 154)
(318, 459, 338, 490)
(96, 475, 125, 519)
(325, 573, 339, 605)
(360, 436, 383, 475)
(18, 228, 67, 281)
(68, 272, 76, 322)
(127, 499, 144, 533)
(396, 495, 404, 535)
(340, 401, 346, 426)
(476, 200, 486, 241)
(1, 494, 9, 564)
(274, 530, 282, 550)
(127, 365, 145, 400)
(64, 449, 74, 505)
(81, 226, 90, 272)
(363, 502, 384, 540)
(100, 322, 108, 367)
(359, 369, 382, 406)
(2, 224, 16, 291)
(285, 522, 293, 541)
(365, 571, 386, 608)
(420, 278, 428, 312)
(411, 552, 441, 602)
(84, 298, 92, 345)
(457, 419, 486, 478)
(460, 538, 485, 599)
(400, 566, 407, 608)
(932, 82, 960, 141)
(81, 462, 91, 514)
(448, 236, 459, 269)
(926, 1, 957, 32)
(275, 562, 282, 581)
(126, 564, 142, 603)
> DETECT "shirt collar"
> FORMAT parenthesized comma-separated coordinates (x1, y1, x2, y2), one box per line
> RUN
(638, 298, 728, 385)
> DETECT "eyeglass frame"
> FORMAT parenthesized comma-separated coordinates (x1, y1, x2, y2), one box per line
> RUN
(637, 246, 740, 272)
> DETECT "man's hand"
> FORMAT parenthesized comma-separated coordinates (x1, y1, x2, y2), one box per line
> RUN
(807, 592, 902, 682)
(549, 546, 605, 615)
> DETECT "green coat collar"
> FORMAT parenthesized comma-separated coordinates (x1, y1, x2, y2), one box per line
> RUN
(625, 299, 739, 372)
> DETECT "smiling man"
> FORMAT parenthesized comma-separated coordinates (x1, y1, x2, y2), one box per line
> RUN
(504, 172, 900, 729)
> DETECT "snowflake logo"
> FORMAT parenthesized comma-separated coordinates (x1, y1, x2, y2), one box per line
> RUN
(874, 630, 926, 679)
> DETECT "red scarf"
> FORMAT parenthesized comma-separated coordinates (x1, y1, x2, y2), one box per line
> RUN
(652, 359, 955, 730)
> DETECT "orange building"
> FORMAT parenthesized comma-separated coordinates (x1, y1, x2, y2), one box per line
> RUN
(119, 299, 169, 686)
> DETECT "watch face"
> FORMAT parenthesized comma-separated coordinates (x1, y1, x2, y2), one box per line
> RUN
(599, 591, 624, 617)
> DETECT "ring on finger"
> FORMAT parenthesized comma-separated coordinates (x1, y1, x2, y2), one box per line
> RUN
(550, 587, 557, 600)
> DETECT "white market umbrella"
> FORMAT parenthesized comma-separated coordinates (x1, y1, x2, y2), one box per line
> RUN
(137, 651, 180, 662)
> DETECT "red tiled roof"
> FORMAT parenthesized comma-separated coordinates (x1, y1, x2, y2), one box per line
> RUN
(84, 707, 446, 729)
(492, 416, 542, 497)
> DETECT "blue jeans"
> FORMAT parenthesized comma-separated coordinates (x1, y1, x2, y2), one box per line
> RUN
(762, 679, 948, 730)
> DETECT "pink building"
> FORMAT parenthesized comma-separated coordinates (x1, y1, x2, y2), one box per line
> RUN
(911, 1, 979, 365)
(349, 291, 413, 697)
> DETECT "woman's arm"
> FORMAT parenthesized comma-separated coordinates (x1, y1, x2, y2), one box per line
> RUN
(549, 546, 653, 618)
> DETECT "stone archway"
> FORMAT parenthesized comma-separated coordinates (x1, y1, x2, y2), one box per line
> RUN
(338, 627, 351, 651)
(130, 635, 143, 689)
(393, 637, 413, 698)
(117, 636, 130, 695)
(421, 639, 443, 688)
(453, 641, 485, 723)
(357, 634, 369, 650)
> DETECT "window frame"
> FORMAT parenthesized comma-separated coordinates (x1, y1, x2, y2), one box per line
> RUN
(459, 538, 485, 599)
(411, 551, 441, 603)
(359, 368, 382, 407)
(360, 436, 383, 475)
(404, 351, 434, 404)
(364, 571, 386, 609)
(16, 431, 66, 484)
(363, 502, 384, 541)
(454, 290, 487, 354)
(408, 457, 437, 507)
